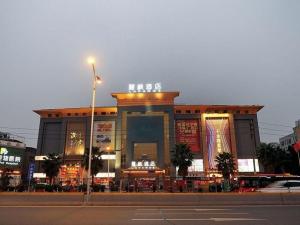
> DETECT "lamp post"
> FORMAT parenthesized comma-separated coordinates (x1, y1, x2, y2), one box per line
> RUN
(106, 146, 111, 191)
(86, 56, 101, 202)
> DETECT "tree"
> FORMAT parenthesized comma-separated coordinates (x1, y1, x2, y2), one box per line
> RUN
(171, 143, 194, 179)
(41, 153, 62, 185)
(215, 152, 235, 180)
(215, 152, 235, 192)
(256, 143, 289, 173)
(83, 147, 104, 186)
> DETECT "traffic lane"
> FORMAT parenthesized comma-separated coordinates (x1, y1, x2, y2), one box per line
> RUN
(132, 207, 267, 225)
(0, 205, 299, 225)
(0, 206, 134, 225)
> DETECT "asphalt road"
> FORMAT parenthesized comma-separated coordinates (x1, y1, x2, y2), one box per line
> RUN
(0, 205, 299, 225)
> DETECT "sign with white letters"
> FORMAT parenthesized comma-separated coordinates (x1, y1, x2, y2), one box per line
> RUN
(0, 147, 22, 167)
(128, 82, 162, 93)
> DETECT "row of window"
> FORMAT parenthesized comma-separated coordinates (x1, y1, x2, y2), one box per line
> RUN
(47, 110, 251, 118)
(47, 111, 117, 118)
(175, 110, 249, 114)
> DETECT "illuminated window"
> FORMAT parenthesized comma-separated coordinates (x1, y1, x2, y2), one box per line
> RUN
(238, 159, 259, 172)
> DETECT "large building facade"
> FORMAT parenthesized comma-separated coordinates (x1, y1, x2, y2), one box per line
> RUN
(34, 91, 262, 187)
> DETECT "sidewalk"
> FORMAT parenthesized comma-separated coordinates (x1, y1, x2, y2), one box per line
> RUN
(1, 192, 300, 206)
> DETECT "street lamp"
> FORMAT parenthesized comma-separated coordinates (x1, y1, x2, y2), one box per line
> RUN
(86, 56, 101, 202)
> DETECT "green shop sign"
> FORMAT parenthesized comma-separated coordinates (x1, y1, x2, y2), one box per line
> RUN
(0, 147, 23, 168)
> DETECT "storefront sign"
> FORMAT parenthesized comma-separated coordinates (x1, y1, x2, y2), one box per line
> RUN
(33, 173, 46, 178)
(131, 160, 156, 169)
(0, 147, 22, 167)
(175, 120, 200, 152)
(93, 121, 115, 150)
(128, 82, 162, 93)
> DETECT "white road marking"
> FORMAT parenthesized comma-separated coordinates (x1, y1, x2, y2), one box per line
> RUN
(132, 218, 266, 221)
(212, 217, 266, 221)
(135, 212, 248, 215)
(136, 208, 231, 211)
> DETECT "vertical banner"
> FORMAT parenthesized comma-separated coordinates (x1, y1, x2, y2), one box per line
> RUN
(175, 120, 200, 152)
(27, 163, 35, 181)
(206, 117, 231, 169)
(65, 122, 85, 155)
(93, 121, 115, 150)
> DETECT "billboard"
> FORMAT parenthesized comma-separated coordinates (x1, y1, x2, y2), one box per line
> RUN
(0, 147, 23, 168)
(206, 117, 231, 169)
(93, 121, 115, 150)
(175, 120, 200, 152)
(65, 122, 85, 155)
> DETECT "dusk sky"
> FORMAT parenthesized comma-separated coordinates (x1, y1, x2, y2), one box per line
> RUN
(1, 0, 299, 147)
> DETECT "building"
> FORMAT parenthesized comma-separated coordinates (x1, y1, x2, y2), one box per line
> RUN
(279, 119, 300, 150)
(0, 132, 36, 187)
(34, 88, 263, 189)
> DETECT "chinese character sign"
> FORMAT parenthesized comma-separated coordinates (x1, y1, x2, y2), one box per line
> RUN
(175, 120, 200, 152)
(0, 147, 23, 168)
(93, 121, 115, 150)
(206, 117, 231, 169)
(128, 82, 162, 93)
(65, 122, 85, 155)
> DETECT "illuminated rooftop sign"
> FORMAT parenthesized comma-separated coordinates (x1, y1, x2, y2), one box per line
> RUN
(128, 82, 162, 93)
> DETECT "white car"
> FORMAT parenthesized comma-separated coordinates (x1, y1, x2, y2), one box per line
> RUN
(257, 180, 300, 193)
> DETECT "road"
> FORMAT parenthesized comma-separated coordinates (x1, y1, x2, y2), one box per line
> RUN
(0, 205, 299, 225)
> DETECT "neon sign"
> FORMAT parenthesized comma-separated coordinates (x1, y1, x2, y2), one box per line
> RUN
(128, 82, 162, 93)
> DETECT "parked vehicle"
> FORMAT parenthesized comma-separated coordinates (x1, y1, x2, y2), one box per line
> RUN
(256, 180, 300, 193)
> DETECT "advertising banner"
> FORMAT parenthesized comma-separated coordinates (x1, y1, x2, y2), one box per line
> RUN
(206, 117, 231, 169)
(0, 147, 23, 168)
(93, 121, 115, 150)
(65, 122, 85, 155)
(175, 120, 200, 152)
(27, 163, 35, 181)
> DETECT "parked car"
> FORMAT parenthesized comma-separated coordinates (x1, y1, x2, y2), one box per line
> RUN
(256, 180, 300, 193)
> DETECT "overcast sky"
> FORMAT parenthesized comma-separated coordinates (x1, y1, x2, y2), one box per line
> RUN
(0, 0, 299, 147)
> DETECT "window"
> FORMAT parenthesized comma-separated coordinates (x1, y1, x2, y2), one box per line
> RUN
(82, 113, 87, 116)
(48, 114, 52, 118)
(110, 112, 116, 115)
(186, 110, 191, 114)
(175, 110, 181, 114)
(55, 114, 59, 118)
(67, 113, 71, 116)
(195, 110, 200, 113)
(74, 113, 78, 116)
(101, 112, 106, 115)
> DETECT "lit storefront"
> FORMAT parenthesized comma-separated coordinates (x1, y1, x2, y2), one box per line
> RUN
(34, 85, 263, 187)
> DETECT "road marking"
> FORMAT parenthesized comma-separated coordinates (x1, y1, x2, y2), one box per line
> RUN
(212, 217, 266, 221)
(132, 218, 266, 221)
(135, 212, 248, 215)
(136, 208, 231, 211)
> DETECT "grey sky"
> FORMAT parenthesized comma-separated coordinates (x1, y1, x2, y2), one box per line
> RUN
(0, 0, 299, 147)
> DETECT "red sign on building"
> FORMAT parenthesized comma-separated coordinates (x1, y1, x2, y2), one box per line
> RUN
(175, 120, 200, 152)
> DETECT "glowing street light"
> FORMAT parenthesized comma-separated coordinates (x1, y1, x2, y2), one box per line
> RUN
(86, 56, 102, 202)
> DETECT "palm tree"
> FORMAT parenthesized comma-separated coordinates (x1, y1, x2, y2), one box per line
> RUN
(215, 152, 235, 192)
(171, 143, 194, 179)
(215, 152, 235, 181)
(83, 147, 104, 186)
(41, 153, 62, 185)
